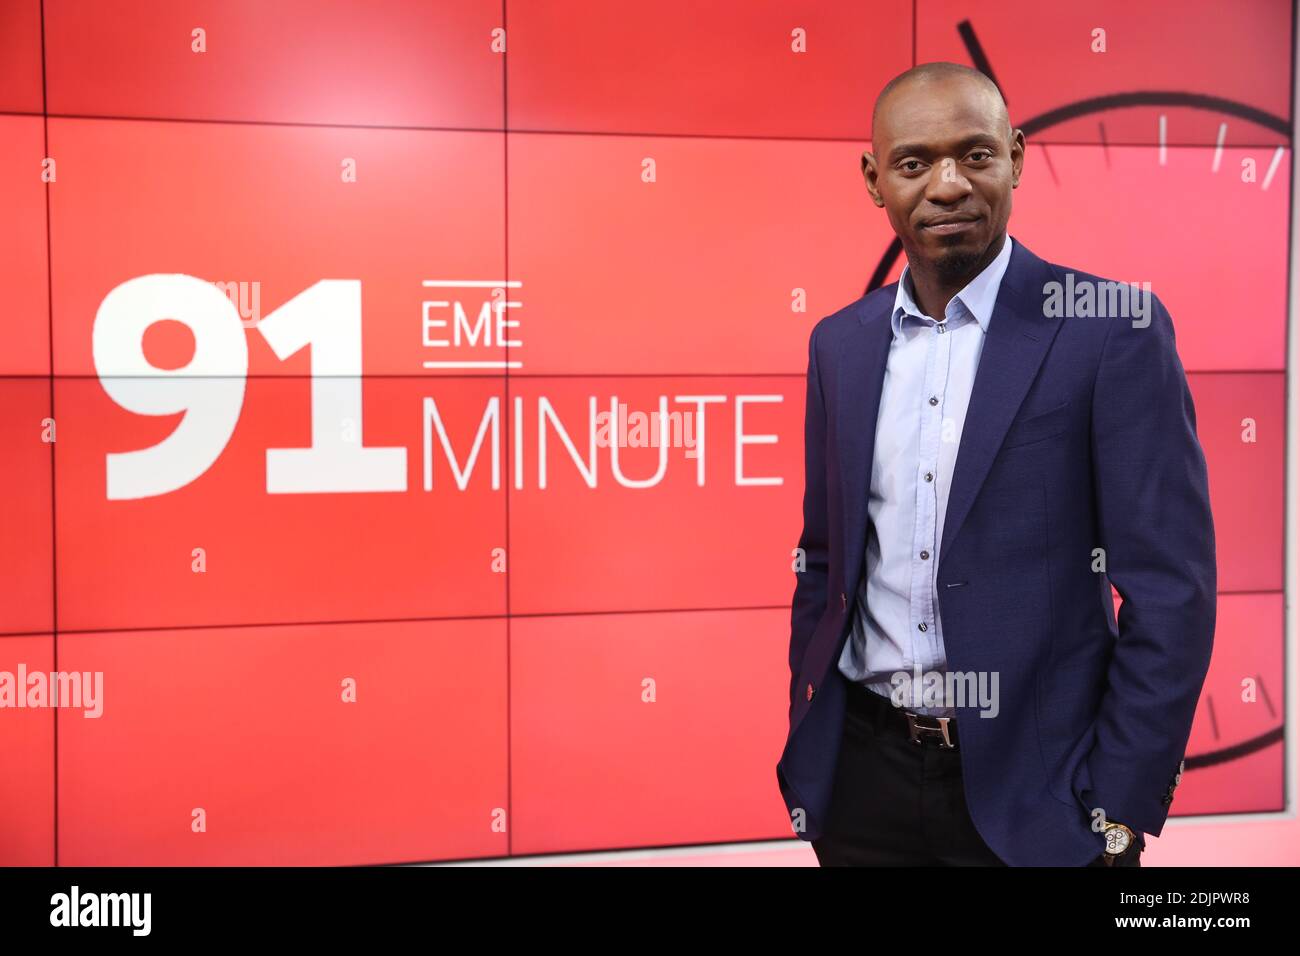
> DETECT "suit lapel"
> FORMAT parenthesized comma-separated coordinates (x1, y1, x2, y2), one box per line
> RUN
(834, 237, 1063, 593)
(836, 297, 893, 597)
(937, 238, 1062, 570)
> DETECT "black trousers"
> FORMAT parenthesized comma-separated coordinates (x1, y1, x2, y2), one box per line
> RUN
(811, 675, 1143, 867)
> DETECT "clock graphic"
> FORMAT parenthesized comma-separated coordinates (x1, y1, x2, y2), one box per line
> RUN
(865, 17, 1289, 818)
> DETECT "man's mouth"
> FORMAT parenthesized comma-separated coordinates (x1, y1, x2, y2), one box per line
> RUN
(921, 216, 980, 235)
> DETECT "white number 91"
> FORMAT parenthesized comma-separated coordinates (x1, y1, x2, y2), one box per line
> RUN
(93, 274, 406, 500)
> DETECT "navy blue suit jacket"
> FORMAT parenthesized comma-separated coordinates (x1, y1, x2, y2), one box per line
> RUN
(777, 236, 1216, 866)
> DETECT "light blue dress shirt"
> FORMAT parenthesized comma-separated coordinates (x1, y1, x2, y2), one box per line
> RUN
(837, 235, 1015, 717)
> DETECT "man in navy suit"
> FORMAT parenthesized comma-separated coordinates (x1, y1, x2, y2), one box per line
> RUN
(776, 62, 1216, 866)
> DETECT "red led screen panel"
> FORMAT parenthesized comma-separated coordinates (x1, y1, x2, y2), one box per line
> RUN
(42, 0, 503, 128)
(1180, 592, 1285, 815)
(917, 0, 1292, 146)
(510, 608, 791, 854)
(1108, 592, 1285, 817)
(1186, 373, 1285, 593)
(1, 115, 51, 377)
(57, 619, 508, 865)
(507, 133, 889, 375)
(507, 0, 912, 139)
(1010, 145, 1289, 373)
(54, 375, 507, 632)
(48, 119, 506, 379)
(0, 0, 42, 114)
(506, 376, 803, 615)
(0, 379, 53, 636)
(0, 635, 55, 866)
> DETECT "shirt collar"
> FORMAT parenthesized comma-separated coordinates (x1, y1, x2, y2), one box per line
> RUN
(891, 234, 1014, 338)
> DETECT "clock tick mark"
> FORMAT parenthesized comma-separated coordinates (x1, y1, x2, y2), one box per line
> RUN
(1257, 674, 1276, 719)
(1040, 143, 1058, 186)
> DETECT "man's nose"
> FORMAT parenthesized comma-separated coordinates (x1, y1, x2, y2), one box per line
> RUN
(924, 157, 972, 203)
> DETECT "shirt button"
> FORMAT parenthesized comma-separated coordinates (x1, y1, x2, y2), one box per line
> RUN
(920, 550, 929, 560)
(924, 472, 934, 482)
(918, 623, 928, 632)
(840, 592, 847, 610)
(928, 396, 938, 406)
(806, 683, 816, 701)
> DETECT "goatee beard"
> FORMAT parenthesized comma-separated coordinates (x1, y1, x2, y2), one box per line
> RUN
(933, 245, 983, 284)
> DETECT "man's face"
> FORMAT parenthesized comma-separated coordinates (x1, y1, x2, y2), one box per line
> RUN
(863, 75, 1024, 281)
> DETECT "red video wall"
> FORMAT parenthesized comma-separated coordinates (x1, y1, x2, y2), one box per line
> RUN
(0, 0, 1291, 865)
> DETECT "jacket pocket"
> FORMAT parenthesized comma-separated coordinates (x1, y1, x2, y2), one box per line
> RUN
(1002, 400, 1070, 449)
(1036, 655, 1105, 806)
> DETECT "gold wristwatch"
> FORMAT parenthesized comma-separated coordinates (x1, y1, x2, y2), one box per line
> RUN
(1100, 820, 1136, 865)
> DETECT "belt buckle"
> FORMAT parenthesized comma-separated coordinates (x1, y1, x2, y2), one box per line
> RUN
(905, 712, 955, 748)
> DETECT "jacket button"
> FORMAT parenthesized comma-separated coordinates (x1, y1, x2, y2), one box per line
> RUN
(806, 682, 815, 701)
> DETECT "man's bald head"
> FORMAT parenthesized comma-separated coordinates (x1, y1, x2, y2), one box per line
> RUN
(860, 60, 1025, 296)
(871, 62, 1010, 146)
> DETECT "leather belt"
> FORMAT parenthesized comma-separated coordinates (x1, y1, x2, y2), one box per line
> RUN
(845, 677, 961, 749)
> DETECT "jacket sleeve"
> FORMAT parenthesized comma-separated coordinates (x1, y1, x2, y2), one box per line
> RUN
(1083, 291, 1217, 837)
(788, 318, 832, 722)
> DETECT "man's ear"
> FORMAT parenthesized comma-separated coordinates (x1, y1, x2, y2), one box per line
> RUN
(1009, 128, 1026, 189)
(862, 150, 885, 207)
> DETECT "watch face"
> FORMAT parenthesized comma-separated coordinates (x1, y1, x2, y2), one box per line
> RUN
(1104, 826, 1132, 855)
(866, 7, 1290, 821)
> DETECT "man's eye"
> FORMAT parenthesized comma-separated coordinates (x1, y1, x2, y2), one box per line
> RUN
(901, 160, 923, 172)
(968, 150, 992, 162)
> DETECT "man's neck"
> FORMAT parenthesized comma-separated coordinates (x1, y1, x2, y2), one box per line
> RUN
(906, 231, 1007, 320)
